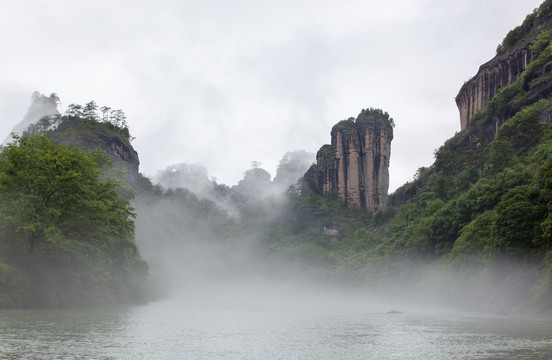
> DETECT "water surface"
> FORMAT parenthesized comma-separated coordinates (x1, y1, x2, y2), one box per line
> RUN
(1, 284, 551, 359)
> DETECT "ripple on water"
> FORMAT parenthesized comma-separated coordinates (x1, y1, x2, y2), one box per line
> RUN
(1, 298, 552, 359)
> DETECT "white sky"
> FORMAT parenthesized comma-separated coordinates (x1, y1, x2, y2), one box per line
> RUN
(0, 0, 544, 191)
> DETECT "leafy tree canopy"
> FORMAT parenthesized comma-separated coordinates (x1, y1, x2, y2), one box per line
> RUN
(0, 134, 136, 256)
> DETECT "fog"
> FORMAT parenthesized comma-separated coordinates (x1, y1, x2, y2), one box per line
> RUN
(134, 150, 315, 295)
(1, 92, 59, 145)
(133, 158, 545, 315)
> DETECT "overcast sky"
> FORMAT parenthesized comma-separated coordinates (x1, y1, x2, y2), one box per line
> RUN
(0, 0, 544, 191)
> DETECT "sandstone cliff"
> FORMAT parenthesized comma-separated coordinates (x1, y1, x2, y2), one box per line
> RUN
(305, 109, 393, 213)
(456, 49, 532, 131)
(456, 3, 552, 131)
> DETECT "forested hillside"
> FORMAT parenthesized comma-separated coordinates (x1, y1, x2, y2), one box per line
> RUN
(0, 100, 148, 308)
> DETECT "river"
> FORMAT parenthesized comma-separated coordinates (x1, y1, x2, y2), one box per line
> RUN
(1, 281, 551, 359)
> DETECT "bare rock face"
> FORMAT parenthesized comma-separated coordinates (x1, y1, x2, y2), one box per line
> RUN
(305, 110, 393, 213)
(456, 49, 532, 131)
(456, 6, 552, 131)
(53, 118, 140, 187)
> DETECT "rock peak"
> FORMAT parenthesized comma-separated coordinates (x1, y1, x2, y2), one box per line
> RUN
(304, 108, 393, 213)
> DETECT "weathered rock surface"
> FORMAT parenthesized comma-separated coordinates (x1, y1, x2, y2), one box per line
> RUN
(456, 49, 532, 131)
(456, 8, 552, 131)
(53, 118, 141, 188)
(305, 110, 393, 213)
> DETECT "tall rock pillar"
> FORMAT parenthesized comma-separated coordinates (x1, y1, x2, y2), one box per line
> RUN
(305, 109, 393, 213)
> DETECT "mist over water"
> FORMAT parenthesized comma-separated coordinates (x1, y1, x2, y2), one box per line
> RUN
(2, 281, 552, 359)
(131, 151, 548, 317)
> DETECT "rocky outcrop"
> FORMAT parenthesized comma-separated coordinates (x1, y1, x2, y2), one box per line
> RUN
(3, 94, 140, 184)
(52, 118, 141, 188)
(456, 5, 552, 131)
(305, 110, 393, 213)
(456, 49, 532, 130)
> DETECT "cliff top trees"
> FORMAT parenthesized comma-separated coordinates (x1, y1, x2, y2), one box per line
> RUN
(64, 100, 128, 130)
(358, 107, 395, 128)
(496, 0, 552, 54)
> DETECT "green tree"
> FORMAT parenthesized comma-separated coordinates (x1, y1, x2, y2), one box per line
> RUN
(495, 184, 545, 252)
(82, 100, 99, 120)
(64, 103, 83, 117)
(0, 134, 136, 256)
(449, 210, 498, 266)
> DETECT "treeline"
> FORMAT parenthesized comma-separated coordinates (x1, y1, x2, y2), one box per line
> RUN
(23, 92, 132, 143)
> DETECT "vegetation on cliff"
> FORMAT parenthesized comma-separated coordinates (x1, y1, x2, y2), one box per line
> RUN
(473, 29, 552, 131)
(358, 107, 395, 128)
(23, 97, 133, 146)
(332, 108, 395, 130)
(0, 97, 148, 308)
(496, 0, 552, 54)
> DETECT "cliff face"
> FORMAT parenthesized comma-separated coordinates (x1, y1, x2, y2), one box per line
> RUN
(52, 118, 140, 187)
(456, 5, 552, 131)
(305, 110, 393, 213)
(456, 49, 532, 130)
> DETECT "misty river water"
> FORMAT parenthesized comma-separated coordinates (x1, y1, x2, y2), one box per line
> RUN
(1, 281, 552, 360)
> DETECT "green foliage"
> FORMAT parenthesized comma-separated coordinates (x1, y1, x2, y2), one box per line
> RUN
(358, 107, 395, 128)
(24, 95, 133, 144)
(334, 119, 355, 128)
(449, 210, 498, 266)
(488, 99, 551, 172)
(495, 184, 545, 252)
(530, 74, 552, 89)
(0, 135, 135, 255)
(333, 108, 395, 130)
(46, 116, 133, 146)
(496, 0, 552, 54)
(0, 134, 146, 307)
(525, 30, 552, 77)
(475, 29, 552, 141)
